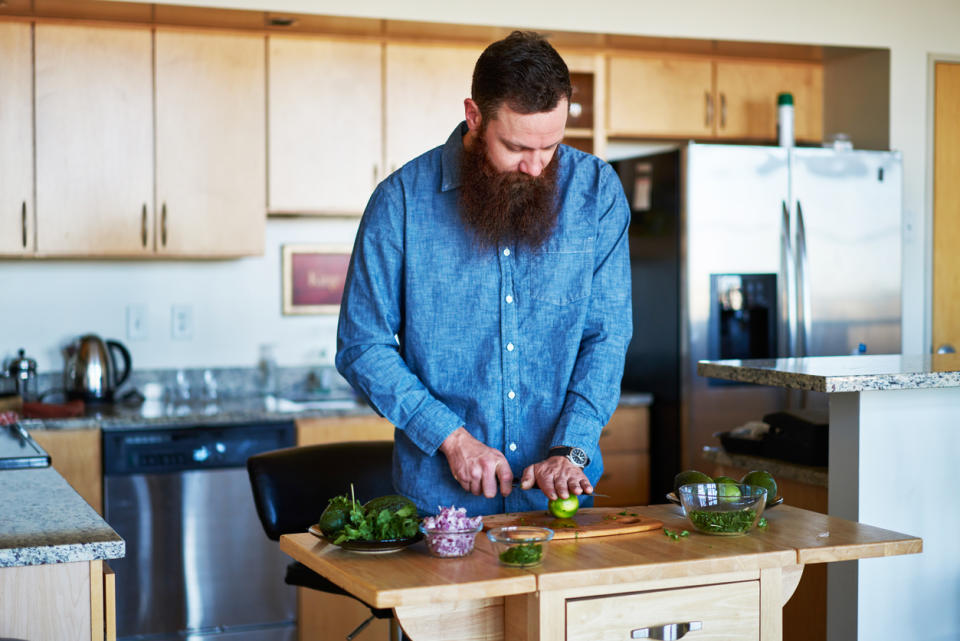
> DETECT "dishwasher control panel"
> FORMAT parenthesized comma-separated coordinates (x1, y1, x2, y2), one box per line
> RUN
(103, 421, 295, 475)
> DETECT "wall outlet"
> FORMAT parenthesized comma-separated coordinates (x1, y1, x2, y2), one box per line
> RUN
(126, 304, 148, 340)
(171, 304, 194, 340)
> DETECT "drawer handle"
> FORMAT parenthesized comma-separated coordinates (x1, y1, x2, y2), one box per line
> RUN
(632, 621, 702, 640)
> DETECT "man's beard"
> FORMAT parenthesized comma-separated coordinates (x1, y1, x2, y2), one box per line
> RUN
(459, 130, 559, 250)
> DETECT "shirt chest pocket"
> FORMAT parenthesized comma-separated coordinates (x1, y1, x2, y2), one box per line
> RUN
(524, 236, 595, 306)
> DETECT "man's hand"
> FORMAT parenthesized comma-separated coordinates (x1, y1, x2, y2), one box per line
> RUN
(520, 456, 593, 500)
(439, 427, 513, 498)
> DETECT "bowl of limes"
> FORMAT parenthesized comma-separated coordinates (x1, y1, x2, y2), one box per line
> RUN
(677, 483, 768, 536)
(668, 469, 782, 509)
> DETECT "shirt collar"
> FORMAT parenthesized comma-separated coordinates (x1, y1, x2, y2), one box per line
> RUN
(441, 121, 470, 192)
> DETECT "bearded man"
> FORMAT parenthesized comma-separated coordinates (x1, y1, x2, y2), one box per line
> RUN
(336, 31, 632, 515)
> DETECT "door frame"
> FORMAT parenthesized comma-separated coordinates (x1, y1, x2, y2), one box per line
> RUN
(925, 54, 960, 353)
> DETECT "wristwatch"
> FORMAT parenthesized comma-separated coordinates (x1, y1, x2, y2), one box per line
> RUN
(549, 446, 590, 468)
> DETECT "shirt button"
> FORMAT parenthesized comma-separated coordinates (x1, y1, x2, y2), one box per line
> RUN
(506, 343, 514, 352)
(509, 442, 517, 452)
(508, 390, 516, 399)
(505, 295, 513, 304)
(503, 248, 511, 256)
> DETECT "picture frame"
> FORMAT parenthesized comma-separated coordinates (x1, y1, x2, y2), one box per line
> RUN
(281, 244, 353, 315)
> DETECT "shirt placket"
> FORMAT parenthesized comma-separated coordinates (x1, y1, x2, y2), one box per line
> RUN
(498, 245, 522, 511)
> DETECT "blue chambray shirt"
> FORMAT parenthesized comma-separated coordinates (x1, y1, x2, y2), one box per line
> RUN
(336, 122, 632, 515)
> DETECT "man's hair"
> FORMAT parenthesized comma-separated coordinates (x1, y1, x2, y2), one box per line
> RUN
(471, 30, 572, 124)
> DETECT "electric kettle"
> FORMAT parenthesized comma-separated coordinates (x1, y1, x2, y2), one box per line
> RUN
(63, 334, 132, 402)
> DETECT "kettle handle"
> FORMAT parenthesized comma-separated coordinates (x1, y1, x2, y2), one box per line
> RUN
(107, 340, 132, 389)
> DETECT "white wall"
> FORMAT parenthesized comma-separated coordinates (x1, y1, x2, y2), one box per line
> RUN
(8, 0, 959, 372)
(0, 218, 360, 372)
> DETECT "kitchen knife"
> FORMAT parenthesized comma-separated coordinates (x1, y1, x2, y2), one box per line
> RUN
(510, 480, 610, 498)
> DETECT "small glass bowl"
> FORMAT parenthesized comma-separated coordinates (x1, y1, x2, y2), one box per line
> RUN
(486, 526, 554, 567)
(678, 483, 768, 536)
(419, 522, 483, 558)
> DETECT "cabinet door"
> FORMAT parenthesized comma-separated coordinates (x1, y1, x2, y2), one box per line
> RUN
(0, 22, 33, 256)
(385, 42, 482, 173)
(35, 24, 153, 256)
(155, 29, 265, 256)
(268, 36, 382, 215)
(715, 60, 823, 142)
(567, 581, 760, 641)
(607, 55, 713, 138)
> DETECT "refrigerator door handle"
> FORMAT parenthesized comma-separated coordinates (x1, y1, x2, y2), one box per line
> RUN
(781, 200, 797, 358)
(795, 201, 812, 357)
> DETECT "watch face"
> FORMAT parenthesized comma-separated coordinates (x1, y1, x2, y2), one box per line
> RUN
(568, 448, 588, 467)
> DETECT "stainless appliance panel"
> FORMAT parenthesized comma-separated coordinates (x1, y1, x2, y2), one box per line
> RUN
(106, 468, 296, 638)
(790, 148, 902, 356)
(683, 144, 790, 465)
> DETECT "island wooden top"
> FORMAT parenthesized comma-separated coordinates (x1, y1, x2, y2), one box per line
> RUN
(279, 504, 921, 609)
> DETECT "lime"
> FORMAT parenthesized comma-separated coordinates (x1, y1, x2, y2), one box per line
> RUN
(548, 495, 580, 518)
(741, 470, 778, 501)
(673, 470, 714, 497)
(713, 475, 738, 486)
(716, 482, 742, 500)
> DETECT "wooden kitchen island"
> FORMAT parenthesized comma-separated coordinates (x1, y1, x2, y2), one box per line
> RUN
(280, 503, 918, 640)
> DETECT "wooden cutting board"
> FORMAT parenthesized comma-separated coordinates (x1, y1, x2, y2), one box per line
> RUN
(483, 507, 662, 540)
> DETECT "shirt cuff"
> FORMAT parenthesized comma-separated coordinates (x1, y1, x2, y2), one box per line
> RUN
(402, 399, 465, 456)
(550, 409, 602, 456)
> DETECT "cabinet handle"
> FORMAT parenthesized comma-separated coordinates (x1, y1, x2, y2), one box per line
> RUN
(632, 621, 702, 639)
(704, 92, 713, 128)
(372, 164, 379, 187)
(161, 202, 168, 247)
(20, 200, 27, 248)
(141, 203, 148, 248)
(720, 92, 727, 129)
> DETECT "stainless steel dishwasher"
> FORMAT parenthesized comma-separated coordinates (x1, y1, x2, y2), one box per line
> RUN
(103, 420, 297, 641)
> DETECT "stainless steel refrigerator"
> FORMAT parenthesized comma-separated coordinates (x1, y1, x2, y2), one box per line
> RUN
(614, 143, 902, 494)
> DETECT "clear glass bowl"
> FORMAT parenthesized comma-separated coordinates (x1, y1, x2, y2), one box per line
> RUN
(419, 522, 483, 558)
(486, 526, 554, 567)
(678, 483, 768, 536)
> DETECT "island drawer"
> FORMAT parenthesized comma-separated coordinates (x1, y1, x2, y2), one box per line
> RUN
(566, 580, 759, 641)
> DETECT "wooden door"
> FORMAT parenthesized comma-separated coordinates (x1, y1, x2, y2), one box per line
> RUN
(715, 59, 823, 142)
(0, 22, 34, 255)
(155, 29, 265, 257)
(933, 62, 960, 354)
(607, 55, 713, 138)
(34, 23, 153, 256)
(385, 42, 483, 173)
(268, 36, 382, 215)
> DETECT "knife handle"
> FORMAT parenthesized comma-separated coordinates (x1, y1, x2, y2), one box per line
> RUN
(632, 621, 702, 640)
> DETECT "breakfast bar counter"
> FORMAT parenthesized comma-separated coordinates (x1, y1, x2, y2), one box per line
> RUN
(280, 503, 918, 640)
(698, 354, 960, 641)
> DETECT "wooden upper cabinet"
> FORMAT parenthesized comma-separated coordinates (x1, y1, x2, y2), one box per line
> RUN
(155, 29, 266, 256)
(715, 60, 823, 142)
(607, 54, 823, 143)
(268, 36, 382, 216)
(385, 42, 483, 173)
(0, 22, 33, 256)
(35, 23, 154, 256)
(607, 55, 714, 138)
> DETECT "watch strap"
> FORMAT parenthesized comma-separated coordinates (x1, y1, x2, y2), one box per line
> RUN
(548, 446, 590, 468)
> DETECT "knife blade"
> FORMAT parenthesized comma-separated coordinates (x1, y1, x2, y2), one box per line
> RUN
(510, 480, 609, 498)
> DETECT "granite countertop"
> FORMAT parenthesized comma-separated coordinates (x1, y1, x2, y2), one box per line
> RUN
(697, 354, 960, 393)
(0, 467, 124, 568)
(22, 394, 377, 432)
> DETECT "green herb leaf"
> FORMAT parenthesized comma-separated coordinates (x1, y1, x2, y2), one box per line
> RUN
(688, 509, 758, 534)
(757, 517, 768, 529)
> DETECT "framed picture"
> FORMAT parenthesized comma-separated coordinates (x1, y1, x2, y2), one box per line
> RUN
(281, 244, 353, 315)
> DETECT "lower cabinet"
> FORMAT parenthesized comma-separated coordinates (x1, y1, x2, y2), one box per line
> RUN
(0, 559, 116, 641)
(596, 405, 650, 507)
(29, 428, 103, 515)
(295, 415, 395, 641)
(566, 580, 760, 641)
